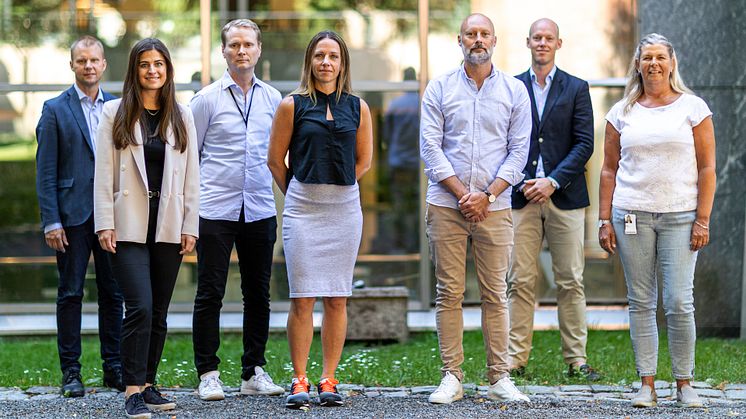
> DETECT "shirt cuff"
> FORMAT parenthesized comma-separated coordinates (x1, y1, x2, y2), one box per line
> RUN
(547, 176, 560, 189)
(44, 222, 63, 234)
(496, 167, 525, 186)
(424, 165, 456, 184)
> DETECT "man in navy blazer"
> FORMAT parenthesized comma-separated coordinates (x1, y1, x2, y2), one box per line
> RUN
(35, 35, 124, 396)
(508, 19, 599, 380)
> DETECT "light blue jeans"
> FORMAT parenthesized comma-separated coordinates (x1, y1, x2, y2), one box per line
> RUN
(613, 207, 698, 380)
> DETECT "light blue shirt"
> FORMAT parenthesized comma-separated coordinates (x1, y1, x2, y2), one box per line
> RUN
(45, 84, 104, 234)
(529, 66, 557, 179)
(420, 65, 531, 211)
(190, 71, 282, 222)
(73, 83, 104, 154)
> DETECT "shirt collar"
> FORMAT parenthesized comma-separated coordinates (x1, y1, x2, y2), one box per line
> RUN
(459, 63, 497, 83)
(73, 83, 104, 104)
(529, 65, 557, 85)
(221, 69, 265, 92)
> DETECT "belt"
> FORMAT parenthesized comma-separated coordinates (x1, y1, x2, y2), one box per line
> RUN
(147, 190, 161, 199)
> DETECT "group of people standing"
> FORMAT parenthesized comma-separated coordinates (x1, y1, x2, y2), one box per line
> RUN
(34, 11, 715, 419)
(422, 13, 715, 410)
(36, 20, 371, 418)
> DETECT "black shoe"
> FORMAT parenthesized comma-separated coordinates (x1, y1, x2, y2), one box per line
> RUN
(61, 369, 85, 397)
(103, 365, 125, 392)
(568, 363, 602, 382)
(509, 366, 526, 378)
(125, 392, 151, 419)
(141, 386, 176, 411)
(317, 378, 343, 407)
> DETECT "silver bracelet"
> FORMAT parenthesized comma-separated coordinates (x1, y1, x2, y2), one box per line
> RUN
(694, 220, 709, 230)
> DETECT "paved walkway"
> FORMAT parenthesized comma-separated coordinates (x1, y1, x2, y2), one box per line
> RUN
(2, 382, 745, 418)
(0, 306, 630, 335)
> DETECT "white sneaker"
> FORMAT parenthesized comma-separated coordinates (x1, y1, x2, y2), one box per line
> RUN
(487, 377, 530, 402)
(240, 366, 285, 396)
(198, 371, 225, 401)
(428, 372, 463, 404)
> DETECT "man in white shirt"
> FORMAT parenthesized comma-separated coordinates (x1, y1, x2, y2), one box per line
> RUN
(190, 19, 284, 401)
(509, 18, 598, 381)
(420, 13, 531, 405)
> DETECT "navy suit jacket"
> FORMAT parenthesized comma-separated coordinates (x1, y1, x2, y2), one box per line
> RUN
(512, 68, 594, 210)
(36, 86, 116, 230)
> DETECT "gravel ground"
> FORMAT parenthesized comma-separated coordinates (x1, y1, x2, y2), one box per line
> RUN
(2, 391, 745, 419)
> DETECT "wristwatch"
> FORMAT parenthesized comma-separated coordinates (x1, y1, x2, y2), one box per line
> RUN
(484, 190, 496, 203)
(598, 219, 611, 228)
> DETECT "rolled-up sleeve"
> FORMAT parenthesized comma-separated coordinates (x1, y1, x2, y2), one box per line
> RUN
(419, 80, 456, 183)
(496, 87, 531, 186)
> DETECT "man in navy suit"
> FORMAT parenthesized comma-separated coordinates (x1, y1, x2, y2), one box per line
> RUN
(35, 35, 124, 396)
(508, 18, 599, 380)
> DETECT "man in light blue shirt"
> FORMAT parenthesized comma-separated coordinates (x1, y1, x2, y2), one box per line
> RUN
(35, 35, 123, 397)
(190, 19, 284, 401)
(420, 13, 531, 405)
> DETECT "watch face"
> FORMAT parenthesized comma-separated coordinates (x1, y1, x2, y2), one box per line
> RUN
(488, 194, 496, 203)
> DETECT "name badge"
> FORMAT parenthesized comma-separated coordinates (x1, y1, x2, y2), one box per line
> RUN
(624, 213, 637, 235)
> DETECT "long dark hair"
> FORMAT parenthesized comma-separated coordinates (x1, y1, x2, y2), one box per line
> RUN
(112, 38, 187, 152)
(291, 31, 352, 104)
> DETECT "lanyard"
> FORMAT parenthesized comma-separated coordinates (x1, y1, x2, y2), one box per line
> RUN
(228, 83, 256, 128)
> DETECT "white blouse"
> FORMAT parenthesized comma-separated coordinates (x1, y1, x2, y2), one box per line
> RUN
(605, 93, 712, 213)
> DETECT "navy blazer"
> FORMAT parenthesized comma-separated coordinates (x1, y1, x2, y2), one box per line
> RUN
(512, 68, 594, 210)
(36, 86, 116, 229)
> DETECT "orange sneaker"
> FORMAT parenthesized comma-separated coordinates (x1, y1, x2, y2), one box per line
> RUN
(285, 376, 311, 410)
(317, 377, 343, 407)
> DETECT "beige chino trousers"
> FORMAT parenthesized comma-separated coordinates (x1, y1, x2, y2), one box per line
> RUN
(426, 204, 513, 384)
(508, 199, 588, 368)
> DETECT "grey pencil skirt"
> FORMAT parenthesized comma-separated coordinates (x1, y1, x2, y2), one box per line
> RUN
(282, 177, 363, 298)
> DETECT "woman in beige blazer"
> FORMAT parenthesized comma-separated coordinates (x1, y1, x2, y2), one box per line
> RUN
(94, 38, 198, 419)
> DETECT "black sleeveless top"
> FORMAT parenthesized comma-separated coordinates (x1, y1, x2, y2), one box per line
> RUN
(289, 91, 360, 185)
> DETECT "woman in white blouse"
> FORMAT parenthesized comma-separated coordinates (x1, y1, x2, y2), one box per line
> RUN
(599, 33, 716, 409)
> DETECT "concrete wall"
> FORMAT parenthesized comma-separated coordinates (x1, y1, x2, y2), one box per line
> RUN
(639, 0, 746, 337)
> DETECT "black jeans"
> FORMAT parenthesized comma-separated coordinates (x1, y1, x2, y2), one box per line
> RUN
(193, 211, 276, 380)
(55, 215, 123, 373)
(111, 200, 182, 385)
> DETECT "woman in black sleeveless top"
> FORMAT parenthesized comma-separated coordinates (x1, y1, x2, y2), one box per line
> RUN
(268, 31, 373, 409)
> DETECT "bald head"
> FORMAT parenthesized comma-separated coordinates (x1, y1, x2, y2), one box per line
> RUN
(529, 18, 559, 38)
(460, 13, 495, 36)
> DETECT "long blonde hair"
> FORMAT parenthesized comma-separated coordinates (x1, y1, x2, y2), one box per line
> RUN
(291, 31, 352, 103)
(622, 33, 693, 114)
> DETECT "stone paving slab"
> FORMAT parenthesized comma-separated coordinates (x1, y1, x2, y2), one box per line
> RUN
(25, 386, 58, 395)
(691, 381, 712, 389)
(410, 386, 437, 395)
(726, 390, 746, 400)
(590, 385, 627, 393)
(726, 384, 746, 390)
(559, 385, 592, 392)
(697, 388, 725, 398)
(632, 380, 672, 390)
(521, 385, 559, 394)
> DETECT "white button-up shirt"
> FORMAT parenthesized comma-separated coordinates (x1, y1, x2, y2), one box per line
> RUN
(420, 65, 531, 211)
(73, 83, 104, 154)
(190, 71, 282, 222)
(530, 66, 557, 178)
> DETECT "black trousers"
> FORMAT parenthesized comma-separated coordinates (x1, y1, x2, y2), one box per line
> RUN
(111, 200, 182, 385)
(193, 211, 276, 380)
(55, 215, 123, 373)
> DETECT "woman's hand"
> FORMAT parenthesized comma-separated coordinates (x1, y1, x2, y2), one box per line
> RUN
(598, 223, 616, 255)
(690, 221, 710, 251)
(180, 234, 197, 255)
(98, 229, 117, 254)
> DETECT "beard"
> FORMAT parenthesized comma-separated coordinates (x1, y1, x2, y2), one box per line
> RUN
(462, 44, 493, 65)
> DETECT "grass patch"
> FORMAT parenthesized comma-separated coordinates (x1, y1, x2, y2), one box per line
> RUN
(1, 330, 744, 388)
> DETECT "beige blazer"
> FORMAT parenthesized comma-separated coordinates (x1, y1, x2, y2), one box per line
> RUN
(94, 99, 199, 244)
